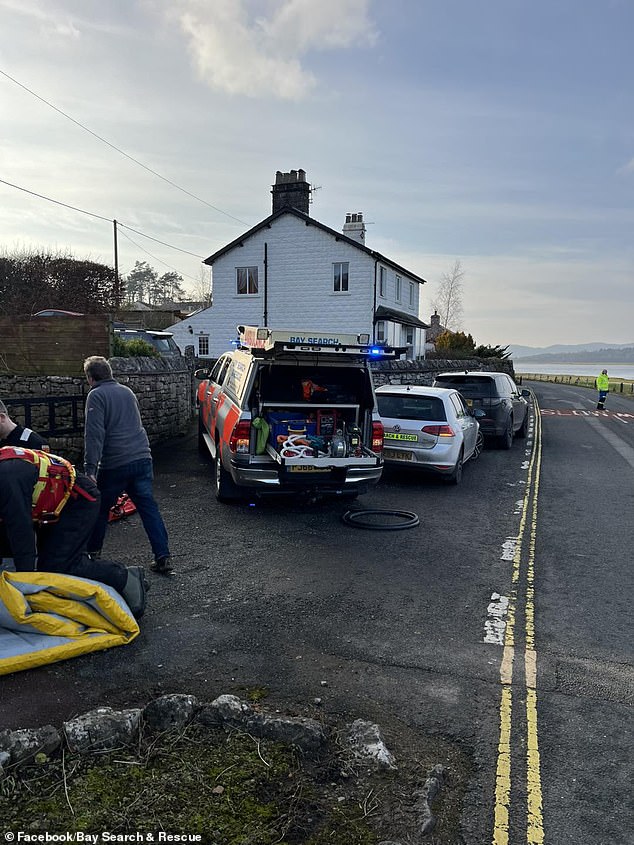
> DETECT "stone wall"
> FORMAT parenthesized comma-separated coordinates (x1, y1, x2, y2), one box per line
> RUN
(370, 356, 515, 386)
(0, 357, 194, 464)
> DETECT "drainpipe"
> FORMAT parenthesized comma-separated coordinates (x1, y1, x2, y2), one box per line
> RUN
(372, 259, 378, 343)
(263, 242, 268, 326)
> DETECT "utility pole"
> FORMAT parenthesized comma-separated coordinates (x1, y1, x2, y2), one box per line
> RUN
(113, 219, 121, 307)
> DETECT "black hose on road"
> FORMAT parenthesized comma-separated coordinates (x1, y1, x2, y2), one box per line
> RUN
(341, 509, 420, 530)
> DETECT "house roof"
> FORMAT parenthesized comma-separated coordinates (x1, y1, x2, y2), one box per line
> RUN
(374, 305, 429, 329)
(204, 207, 428, 285)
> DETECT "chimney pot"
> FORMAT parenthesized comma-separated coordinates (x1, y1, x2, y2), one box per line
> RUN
(271, 168, 311, 215)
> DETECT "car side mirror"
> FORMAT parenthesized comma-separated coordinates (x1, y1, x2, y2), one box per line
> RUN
(521, 388, 531, 398)
(194, 368, 210, 379)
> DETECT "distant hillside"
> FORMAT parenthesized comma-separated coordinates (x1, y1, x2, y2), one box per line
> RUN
(512, 346, 634, 364)
(510, 341, 634, 360)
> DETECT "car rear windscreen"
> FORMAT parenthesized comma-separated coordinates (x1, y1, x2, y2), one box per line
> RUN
(377, 394, 447, 422)
(434, 376, 494, 398)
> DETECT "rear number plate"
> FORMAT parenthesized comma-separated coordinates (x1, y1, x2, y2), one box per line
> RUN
(289, 465, 330, 473)
(384, 449, 413, 461)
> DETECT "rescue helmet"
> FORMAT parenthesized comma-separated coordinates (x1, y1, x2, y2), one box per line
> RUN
(601, 369, 608, 374)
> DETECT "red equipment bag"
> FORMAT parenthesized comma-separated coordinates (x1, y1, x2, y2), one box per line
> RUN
(108, 493, 137, 522)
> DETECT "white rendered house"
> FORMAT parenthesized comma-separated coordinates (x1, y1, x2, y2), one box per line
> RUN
(168, 170, 428, 359)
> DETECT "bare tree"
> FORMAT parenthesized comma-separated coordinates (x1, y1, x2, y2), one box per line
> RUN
(431, 259, 465, 331)
(187, 266, 212, 308)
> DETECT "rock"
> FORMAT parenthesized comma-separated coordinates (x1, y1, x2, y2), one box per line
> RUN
(0, 725, 61, 765)
(0, 748, 11, 777)
(63, 707, 142, 753)
(143, 694, 198, 731)
(197, 694, 327, 756)
(197, 694, 250, 726)
(347, 719, 397, 770)
(413, 763, 447, 834)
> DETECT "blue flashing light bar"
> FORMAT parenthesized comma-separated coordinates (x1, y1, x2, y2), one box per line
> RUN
(369, 347, 383, 356)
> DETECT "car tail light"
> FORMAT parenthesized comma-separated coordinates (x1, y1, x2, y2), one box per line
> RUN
(229, 421, 251, 453)
(422, 424, 455, 437)
(371, 420, 384, 453)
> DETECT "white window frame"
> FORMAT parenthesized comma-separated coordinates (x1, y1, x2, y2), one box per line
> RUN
(379, 266, 387, 298)
(236, 266, 259, 295)
(198, 335, 210, 356)
(404, 326, 414, 346)
(395, 275, 402, 302)
(376, 320, 386, 343)
(333, 261, 349, 293)
(408, 281, 415, 306)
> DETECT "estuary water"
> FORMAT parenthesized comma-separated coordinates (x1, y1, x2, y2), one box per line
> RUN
(513, 362, 634, 380)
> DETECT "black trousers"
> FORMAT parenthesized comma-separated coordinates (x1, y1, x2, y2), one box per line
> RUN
(36, 474, 128, 594)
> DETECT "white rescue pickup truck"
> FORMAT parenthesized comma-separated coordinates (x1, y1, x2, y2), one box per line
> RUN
(195, 326, 401, 501)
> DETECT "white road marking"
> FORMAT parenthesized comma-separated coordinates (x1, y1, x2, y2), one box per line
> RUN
(586, 418, 634, 468)
(484, 593, 510, 644)
(501, 538, 518, 561)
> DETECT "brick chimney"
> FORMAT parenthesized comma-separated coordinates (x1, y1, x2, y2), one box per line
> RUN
(271, 169, 310, 215)
(429, 311, 443, 339)
(342, 212, 366, 244)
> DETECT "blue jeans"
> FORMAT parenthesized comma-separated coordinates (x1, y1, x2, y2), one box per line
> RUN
(88, 459, 170, 561)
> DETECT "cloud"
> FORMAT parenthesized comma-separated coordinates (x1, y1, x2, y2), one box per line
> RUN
(0, 0, 80, 38)
(619, 157, 634, 174)
(163, 0, 377, 100)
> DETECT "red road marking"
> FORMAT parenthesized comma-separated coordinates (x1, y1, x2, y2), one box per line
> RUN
(540, 409, 633, 418)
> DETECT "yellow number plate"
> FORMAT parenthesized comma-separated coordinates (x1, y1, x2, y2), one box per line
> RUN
(384, 433, 418, 441)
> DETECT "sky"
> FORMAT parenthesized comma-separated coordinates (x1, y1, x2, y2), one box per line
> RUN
(1, 0, 633, 348)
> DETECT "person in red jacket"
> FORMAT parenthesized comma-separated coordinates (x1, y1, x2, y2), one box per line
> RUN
(0, 447, 148, 618)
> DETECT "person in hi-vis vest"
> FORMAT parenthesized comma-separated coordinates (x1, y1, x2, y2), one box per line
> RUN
(596, 369, 609, 410)
(0, 447, 149, 618)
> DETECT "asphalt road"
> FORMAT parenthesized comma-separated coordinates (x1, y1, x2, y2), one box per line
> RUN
(2, 380, 632, 844)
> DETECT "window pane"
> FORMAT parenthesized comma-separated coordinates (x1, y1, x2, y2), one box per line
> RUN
(378, 394, 447, 422)
(333, 262, 349, 292)
(395, 275, 401, 301)
(237, 267, 258, 294)
(435, 376, 494, 397)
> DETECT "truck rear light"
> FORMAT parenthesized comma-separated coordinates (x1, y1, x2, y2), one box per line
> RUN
(422, 424, 455, 437)
(372, 420, 384, 452)
(229, 421, 251, 453)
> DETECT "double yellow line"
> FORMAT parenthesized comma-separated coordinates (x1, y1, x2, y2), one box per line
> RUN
(492, 399, 545, 845)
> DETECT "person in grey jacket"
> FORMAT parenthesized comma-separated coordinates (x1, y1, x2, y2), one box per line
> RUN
(83, 356, 173, 575)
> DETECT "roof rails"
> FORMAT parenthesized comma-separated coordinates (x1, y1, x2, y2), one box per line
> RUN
(236, 326, 402, 358)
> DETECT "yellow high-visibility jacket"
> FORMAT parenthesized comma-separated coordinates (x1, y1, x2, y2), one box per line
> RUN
(596, 373, 609, 391)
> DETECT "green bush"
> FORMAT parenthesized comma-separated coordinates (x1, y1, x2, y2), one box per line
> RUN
(112, 335, 159, 358)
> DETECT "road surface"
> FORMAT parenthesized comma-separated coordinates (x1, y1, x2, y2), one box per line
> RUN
(2, 380, 632, 844)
